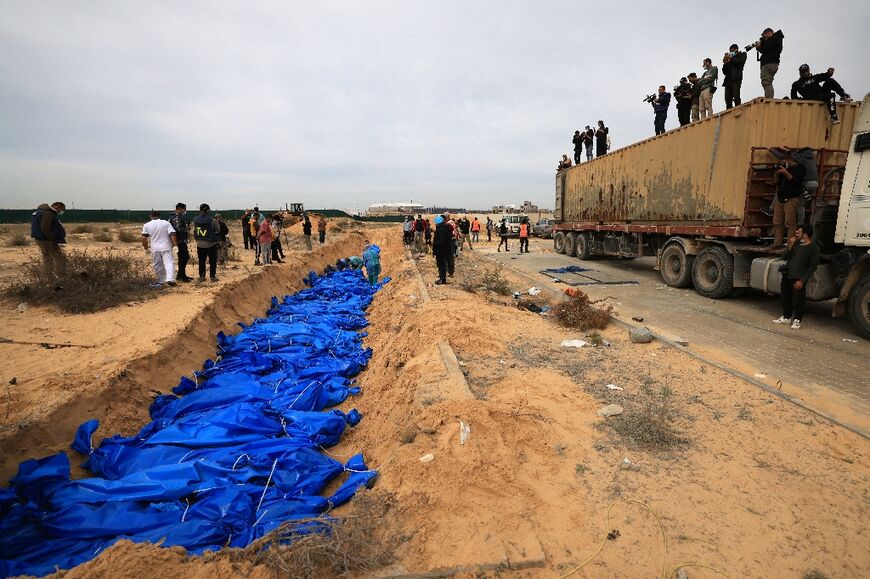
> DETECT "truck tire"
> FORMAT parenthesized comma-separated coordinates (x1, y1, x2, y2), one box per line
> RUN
(692, 246, 734, 299)
(564, 233, 576, 258)
(848, 275, 870, 340)
(553, 231, 566, 254)
(660, 243, 694, 288)
(574, 232, 591, 260)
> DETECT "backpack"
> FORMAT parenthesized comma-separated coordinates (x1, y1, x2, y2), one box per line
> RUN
(193, 214, 219, 242)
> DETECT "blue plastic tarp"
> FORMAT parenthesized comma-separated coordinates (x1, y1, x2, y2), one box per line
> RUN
(0, 268, 389, 577)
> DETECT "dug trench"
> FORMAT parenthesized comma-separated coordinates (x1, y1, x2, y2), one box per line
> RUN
(0, 224, 387, 482)
(4, 231, 869, 578)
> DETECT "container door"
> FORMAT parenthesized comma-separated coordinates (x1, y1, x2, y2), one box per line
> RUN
(555, 173, 565, 221)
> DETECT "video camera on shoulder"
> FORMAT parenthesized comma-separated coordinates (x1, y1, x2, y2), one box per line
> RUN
(642, 94, 656, 103)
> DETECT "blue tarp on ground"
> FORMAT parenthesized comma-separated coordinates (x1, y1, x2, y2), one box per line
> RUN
(0, 268, 388, 578)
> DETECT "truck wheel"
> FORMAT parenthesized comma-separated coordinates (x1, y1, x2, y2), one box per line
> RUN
(660, 243, 694, 288)
(564, 233, 576, 257)
(553, 232, 566, 254)
(692, 246, 734, 299)
(848, 275, 870, 340)
(574, 232, 590, 260)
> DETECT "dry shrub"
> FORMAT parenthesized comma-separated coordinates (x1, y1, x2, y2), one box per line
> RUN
(8, 233, 29, 247)
(117, 229, 139, 243)
(93, 231, 113, 242)
(606, 384, 688, 450)
(72, 224, 94, 234)
(480, 266, 511, 295)
(3, 248, 155, 313)
(554, 290, 612, 330)
(233, 489, 398, 578)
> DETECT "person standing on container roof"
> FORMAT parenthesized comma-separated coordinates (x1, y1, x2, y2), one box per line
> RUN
(750, 27, 784, 98)
(773, 223, 819, 331)
(30, 201, 67, 282)
(674, 77, 693, 126)
(432, 216, 452, 285)
(771, 153, 806, 247)
(687, 73, 701, 122)
(652, 85, 671, 135)
(572, 130, 583, 165)
(362, 240, 381, 285)
(193, 203, 221, 282)
(722, 44, 747, 109)
(141, 210, 177, 287)
(791, 65, 852, 125)
(698, 58, 718, 119)
(582, 125, 594, 161)
(168, 202, 192, 282)
(595, 121, 608, 157)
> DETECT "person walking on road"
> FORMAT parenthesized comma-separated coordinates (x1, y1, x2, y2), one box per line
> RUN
(317, 216, 327, 244)
(432, 216, 452, 285)
(30, 201, 67, 281)
(497, 219, 510, 252)
(518, 218, 531, 253)
(141, 210, 177, 287)
(193, 203, 221, 282)
(302, 214, 313, 251)
(168, 202, 192, 282)
(773, 224, 819, 330)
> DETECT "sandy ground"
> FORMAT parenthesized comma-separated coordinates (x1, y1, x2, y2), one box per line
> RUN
(1, 226, 867, 578)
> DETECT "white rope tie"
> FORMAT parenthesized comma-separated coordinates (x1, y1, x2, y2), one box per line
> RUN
(255, 458, 278, 514)
(231, 454, 250, 470)
(181, 498, 191, 522)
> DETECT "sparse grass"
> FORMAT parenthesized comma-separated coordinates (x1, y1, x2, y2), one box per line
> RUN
(8, 233, 29, 247)
(803, 571, 829, 579)
(2, 248, 155, 313)
(586, 331, 604, 346)
(92, 231, 113, 242)
(554, 290, 612, 330)
(117, 229, 139, 243)
(232, 489, 397, 578)
(605, 383, 688, 450)
(480, 266, 511, 295)
(72, 224, 94, 234)
(575, 463, 589, 475)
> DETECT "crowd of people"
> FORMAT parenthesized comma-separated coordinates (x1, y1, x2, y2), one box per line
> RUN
(558, 26, 854, 167)
(402, 213, 534, 285)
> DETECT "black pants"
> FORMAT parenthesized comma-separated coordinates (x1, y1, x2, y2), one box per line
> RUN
(519, 237, 529, 252)
(654, 111, 667, 135)
(498, 235, 509, 251)
(435, 253, 448, 281)
(197, 245, 218, 279)
(596, 143, 606, 157)
(781, 276, 806, 320)
(574, 150, 582, 164)
(815, 92, 839, 122)
(724, 80, 742, 109)
(177, 242, 190, 278)
(319, 231, 325, 244)
(446, 250, 455, 276)
(242, 228, 251, 249)
(271, 238, 284, 261)
(677, 105, 691, 126)
(486, 229, 491, 241)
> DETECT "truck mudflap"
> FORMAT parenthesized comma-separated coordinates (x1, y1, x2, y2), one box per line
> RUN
(749, 259, 837, 300)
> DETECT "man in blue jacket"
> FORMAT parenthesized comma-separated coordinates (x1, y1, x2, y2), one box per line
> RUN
(30, 201, 67, 280)
(652, 85, 671, 135)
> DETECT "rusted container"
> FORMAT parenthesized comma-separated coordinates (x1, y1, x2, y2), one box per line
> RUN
(556, 98, 859, 236)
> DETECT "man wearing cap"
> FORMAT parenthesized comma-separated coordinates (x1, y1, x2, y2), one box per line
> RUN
(142, 211, 177, 287)
(192, 203, 221, 282)
(167, 202, 192, 282)
(791, 65, 852, 124)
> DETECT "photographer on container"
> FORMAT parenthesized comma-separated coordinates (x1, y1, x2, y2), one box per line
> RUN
(772, 223, 819, 331)
(557, 154, 572, 171)
(698, 58, 718, 119)
(790, 65, 852, 125)
(572, 130, 583, 165)
(582, 125, 594, 161)
(674, 77, 693, 126)
(722, 44, 747, 109)
(651, 85, 671, 135)
(595, 121, 609, 157)
(747, 28, 784, 98)
(688, 72, 702, 122)
(771, 153, 806, 247)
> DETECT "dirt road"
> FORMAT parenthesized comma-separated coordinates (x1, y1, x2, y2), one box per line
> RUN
(479, 237, 870, 437)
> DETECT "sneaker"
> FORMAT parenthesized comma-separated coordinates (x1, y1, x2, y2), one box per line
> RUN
(178, 276, 191, 283)
(842, 95, 853, 103)
(772, 316, 790, 324)
(210, 277, 219, 283)
(166, 281, 177, 287)
(435, 279, 446, 285)
(790, 319, 801, 329)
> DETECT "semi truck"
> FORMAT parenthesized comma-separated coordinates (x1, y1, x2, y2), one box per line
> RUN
(553, 94, 870, 338)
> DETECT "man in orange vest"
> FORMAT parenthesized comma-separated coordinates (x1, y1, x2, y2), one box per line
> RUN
(470, 217, 481, 243)
(519, 218, 530, 253)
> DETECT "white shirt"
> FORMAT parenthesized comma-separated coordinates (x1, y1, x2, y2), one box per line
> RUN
(141, 219, 176, 252)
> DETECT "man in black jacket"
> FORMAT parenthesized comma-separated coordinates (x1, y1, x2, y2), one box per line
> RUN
(722, 44, 747, 109)
(751, 28, 784, 98)
(30, 201, 67, 280)
(652, 85, 670, 135)
(771, 154, 806, 247)
(595, 121, 608, 157)
(674, 77, 693, 126)
(688, 73, 701, 122)
(168, 202, 192, 282)
(572, 130, 583, 164)
(773, 223, 820, 330)
(791, 65, 852, 124)
(432, 216, 452, 284)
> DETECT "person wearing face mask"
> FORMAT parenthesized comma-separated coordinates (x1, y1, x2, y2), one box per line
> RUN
(168, 202, 192, 282)
(722, 44, 747, 109)
(698, 58, 718, 119)
(30, 201, 68, 281)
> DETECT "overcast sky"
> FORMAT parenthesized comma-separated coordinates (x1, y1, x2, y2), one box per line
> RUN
(1, 1, 868, 212)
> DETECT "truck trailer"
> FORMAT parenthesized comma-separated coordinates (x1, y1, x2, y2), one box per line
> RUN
(553, 95, 870, 338)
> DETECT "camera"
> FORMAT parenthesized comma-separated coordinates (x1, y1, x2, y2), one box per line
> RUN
(745, 38, 761, 51)
(642, 94, 656, 103)
(773, 161, 787, 170)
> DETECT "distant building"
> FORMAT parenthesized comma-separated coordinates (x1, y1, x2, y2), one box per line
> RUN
(491, 201, 541, 214)
(367, 202, 425, 215)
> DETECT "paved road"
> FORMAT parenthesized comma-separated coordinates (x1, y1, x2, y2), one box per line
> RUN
(478, 238, 870, 435)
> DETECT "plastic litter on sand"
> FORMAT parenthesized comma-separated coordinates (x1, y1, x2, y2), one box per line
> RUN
(459, 421, 471, 445)
(0, 268, 389, 578)
(560, 339, 588, 348)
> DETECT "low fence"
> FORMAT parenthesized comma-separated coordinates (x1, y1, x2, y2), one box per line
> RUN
(0, 208, 406, 224)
